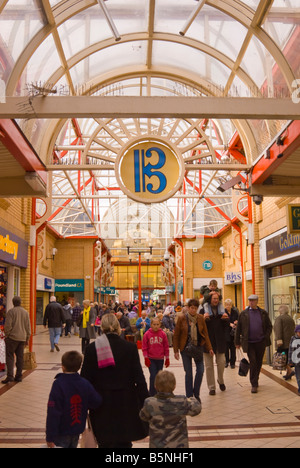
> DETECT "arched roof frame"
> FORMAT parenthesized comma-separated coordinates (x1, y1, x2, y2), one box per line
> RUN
(1, 0, 298, 248)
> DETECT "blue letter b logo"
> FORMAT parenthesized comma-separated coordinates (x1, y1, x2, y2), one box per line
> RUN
(134, 147, 167, 195)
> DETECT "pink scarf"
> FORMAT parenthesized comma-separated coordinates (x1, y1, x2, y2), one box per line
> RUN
(95, 335, 115, 369)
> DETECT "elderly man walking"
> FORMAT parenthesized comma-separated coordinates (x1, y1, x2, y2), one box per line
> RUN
(2, 296, 31, 384)
(235, 294, 273, 394)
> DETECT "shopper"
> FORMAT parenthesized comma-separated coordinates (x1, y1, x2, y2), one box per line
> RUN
(79, 300, 97, 354)
(173, 298, 213, 402)
(43, 296, 65, 353)
(142, 317, 170, 396)
(200, 293, 229, 395)
(235, 294, 273, 394)
(288, 325, 300, 395)
(81, 313, 149, 448)
(62, 303, 73, 337)
(72, 303, 82, 336)
(46, 351, 102, 448)
(136, 310, 151, 340)
(201, 279, 223, 305)
(139, 370, 201, 448)
(274, 304, 295, 380)
(224, 299, 239, 369)
(2, 296, 31, 384)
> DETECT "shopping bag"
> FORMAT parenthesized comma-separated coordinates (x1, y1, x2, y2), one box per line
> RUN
(80, 416, 97, 448)
(272, 352, 287, 373)
(238, 358, 250, 377)
(23, 351, 37, 370)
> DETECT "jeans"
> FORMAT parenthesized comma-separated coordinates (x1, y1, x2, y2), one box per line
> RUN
(49, 327, 61, 350)
(148, 358, 164, 396)
(53, 434, 79, 448)
(181, 350, 204, 399)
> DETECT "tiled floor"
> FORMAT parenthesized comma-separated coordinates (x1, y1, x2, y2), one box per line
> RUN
(1, 326, 300, 448)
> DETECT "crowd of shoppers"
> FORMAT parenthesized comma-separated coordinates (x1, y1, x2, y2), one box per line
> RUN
(2, 287, 299, 448)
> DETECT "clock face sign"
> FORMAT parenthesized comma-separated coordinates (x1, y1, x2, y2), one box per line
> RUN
(116, 139, 184, 204)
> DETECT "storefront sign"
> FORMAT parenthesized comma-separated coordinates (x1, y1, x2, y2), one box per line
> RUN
(116, 139, 185, 204)
(225, 271, 242, 285)
(260, 228, 300, 266)
(37, 274, 55, 292)
(101, 286, 116, 295)
(55, 279, 84, 292)
(0, 227, 28, 268)
(287, 204, 300, 234)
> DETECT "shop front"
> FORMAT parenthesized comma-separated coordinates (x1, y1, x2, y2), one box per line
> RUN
(260, 228, 300, 353)
(0, 227, 28, 316)
(36, 275, 55, 325)
(54, 279, 85, 307)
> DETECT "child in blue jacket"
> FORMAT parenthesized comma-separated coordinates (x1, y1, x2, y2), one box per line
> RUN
(46, 351, 102, 448)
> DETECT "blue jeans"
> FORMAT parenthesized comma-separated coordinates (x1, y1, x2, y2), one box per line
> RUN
(49, 327, 62, 350)
(148, 359, 164, 396)
(181, 350, 204, 399)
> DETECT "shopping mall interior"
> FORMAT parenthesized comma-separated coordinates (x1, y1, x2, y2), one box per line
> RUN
(0, 0, 300, 448)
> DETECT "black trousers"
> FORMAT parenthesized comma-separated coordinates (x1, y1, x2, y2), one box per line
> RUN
(5, 338, 25, 381)
(247, 341, 266, 388)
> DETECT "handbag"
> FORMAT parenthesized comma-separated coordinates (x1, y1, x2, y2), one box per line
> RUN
(23, 351, 37, 370)
(272, 352, 287, 373)
(238, 358, 250, 377)
(184, 340, 203, 361)
(76, 314, 83, 327)
(81, 415, 97, 448)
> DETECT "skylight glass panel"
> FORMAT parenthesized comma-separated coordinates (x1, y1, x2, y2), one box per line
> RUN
(22, 33, 61, 88)
(0, 0, 46, 64)
(187, 5, 248, 62)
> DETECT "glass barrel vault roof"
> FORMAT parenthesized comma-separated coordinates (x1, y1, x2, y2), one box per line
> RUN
(0, 0, 299, 259)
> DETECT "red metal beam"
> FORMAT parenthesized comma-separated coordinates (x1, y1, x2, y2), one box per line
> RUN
(0, 119, 47, 183)
(251, 120, 300, 185)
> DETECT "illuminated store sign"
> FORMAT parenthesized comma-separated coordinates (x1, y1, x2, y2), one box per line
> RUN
(0, 227, 28, 268)
(116, 139, 185, 204)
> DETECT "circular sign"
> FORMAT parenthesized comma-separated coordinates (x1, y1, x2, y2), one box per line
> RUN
(116, 139, 185, 204)
(202, 260, 213, 271)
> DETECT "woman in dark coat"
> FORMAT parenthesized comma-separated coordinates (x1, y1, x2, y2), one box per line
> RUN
(81, 313, 149, 448)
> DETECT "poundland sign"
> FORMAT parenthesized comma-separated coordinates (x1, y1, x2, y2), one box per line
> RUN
(55, 279, 84, 292)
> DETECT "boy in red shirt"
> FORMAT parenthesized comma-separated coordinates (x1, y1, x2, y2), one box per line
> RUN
(142, 317, 169, 396)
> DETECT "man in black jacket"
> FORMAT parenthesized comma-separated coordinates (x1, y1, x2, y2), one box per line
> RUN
(235, 294, 273, 394)
(200, 293, 229, 396)
(43, 296, 65, 352)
